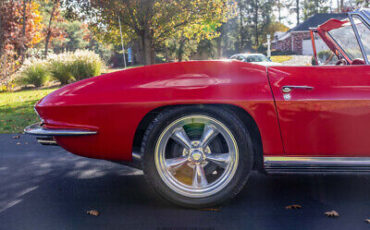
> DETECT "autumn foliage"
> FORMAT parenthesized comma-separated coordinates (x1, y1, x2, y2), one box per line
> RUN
(0, 0, 43, 80)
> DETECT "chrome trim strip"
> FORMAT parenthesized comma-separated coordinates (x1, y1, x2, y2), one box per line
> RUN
(24, 123, 97, 136)
(264, 157, 370, 173)
(264, 156, 370, 166)
(37, 139, 58, 145)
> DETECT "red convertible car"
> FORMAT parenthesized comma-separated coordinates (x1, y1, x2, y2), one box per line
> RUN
(25, 10, 370, 208)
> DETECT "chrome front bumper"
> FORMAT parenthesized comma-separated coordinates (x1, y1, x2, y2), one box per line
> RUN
(24, 123, 97, 146)
(24, 123, 97, 136)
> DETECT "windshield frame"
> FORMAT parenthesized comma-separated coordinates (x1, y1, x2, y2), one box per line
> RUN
(311, 9, 370, 65)
(348, 11, 370, 64)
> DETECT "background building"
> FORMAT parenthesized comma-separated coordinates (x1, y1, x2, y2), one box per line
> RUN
(272, 13, 347, 55)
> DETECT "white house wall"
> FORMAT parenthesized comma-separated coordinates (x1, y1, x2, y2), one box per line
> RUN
(302, 39, 330, 55)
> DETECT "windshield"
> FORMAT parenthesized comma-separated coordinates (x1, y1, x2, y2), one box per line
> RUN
(312, 31, 339, 65)
(244, 54, 270, 62)
(328, 23, 363, 60)
(353, 15, 370, 61)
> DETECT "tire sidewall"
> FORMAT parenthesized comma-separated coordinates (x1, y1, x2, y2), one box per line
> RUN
(142, 106, 253, 208)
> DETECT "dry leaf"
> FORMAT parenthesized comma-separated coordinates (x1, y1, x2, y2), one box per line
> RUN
(12, 135, 20, 139)
(325, 210, 339, 217)
(285, 204, 302, 210)
(365, 219, 370, 224)
(86, 210, 99, 216)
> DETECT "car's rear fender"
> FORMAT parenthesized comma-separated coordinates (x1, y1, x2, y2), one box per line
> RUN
(34, 61, 283, 161)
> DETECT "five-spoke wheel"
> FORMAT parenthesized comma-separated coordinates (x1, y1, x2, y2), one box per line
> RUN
(155, 115, 239, 198)
(142, 106, 253, 208)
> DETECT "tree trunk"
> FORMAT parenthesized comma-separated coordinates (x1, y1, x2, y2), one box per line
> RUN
(164, 47, 169, 62)
(277, 0, 281, 23)
(134, 39, 143, 65)
(0, 6, 3, 57)
(216, 36, 222, 58)
(254, 1, 259, 47)
(141, 33, 154, 65)
(177, 36, 186, 62)
(296, 0, 300, 26)
(45, 1, 58, 58)
(140, 1, 155, 65)
(238, 1, 244, 52)
(20, 0, 28, 62)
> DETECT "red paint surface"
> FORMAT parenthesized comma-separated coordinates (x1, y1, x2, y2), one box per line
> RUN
(268, 65, 370, 156)
(35, 61, 370, 161)
(36, 61, 283, 160)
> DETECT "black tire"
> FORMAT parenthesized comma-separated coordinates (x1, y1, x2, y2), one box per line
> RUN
(141, 105, 254, 208)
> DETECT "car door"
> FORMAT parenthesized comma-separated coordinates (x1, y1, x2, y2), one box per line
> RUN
(268, 65, 370, 157)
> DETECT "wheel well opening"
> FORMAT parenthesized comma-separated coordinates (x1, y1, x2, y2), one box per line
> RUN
(132, 104, 264, 172)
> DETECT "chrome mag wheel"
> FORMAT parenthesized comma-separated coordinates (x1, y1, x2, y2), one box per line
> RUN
(155, 115, 239, 198)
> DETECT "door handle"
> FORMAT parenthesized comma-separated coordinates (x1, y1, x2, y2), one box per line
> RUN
(282, 85, 314, 93)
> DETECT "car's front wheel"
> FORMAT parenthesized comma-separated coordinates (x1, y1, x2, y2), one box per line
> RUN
(142, 106, 253, 208)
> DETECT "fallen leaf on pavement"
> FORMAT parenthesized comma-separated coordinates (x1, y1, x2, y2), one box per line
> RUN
(365, 219, 370, 224)
(12, 135, 20, 139)
(87, 210, 99, 216)
(325, 210, 339, 217)
(285, 204, 302, 209)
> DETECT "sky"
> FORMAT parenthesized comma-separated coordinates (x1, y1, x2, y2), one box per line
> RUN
(276, 0, 340, 28)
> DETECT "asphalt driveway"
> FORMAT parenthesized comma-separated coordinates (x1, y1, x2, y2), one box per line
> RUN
(0, 134, 369, 230)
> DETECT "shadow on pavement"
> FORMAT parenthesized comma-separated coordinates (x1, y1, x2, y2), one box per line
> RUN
(0, 134, 369, 230)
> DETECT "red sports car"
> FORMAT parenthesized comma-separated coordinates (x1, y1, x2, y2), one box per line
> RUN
(25, 10, 370, 208)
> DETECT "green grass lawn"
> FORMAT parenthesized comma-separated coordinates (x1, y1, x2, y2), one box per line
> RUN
(270, 55, 293, 63)
(0, 66, 143, 134)
(0, 88, 59, 133)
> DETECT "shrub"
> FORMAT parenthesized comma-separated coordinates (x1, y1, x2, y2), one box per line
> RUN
(48, 50, 103, 84)
(0, 84, 7, 92)
(311, 50, 338, 65)
(69, 50, 102, 81)
(1, 49, 21, 81)
(16, 59, 49, 87)
(49, 60, 74, 85)
(0, 82, 16, 92)
(13, 50, 104, 87)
